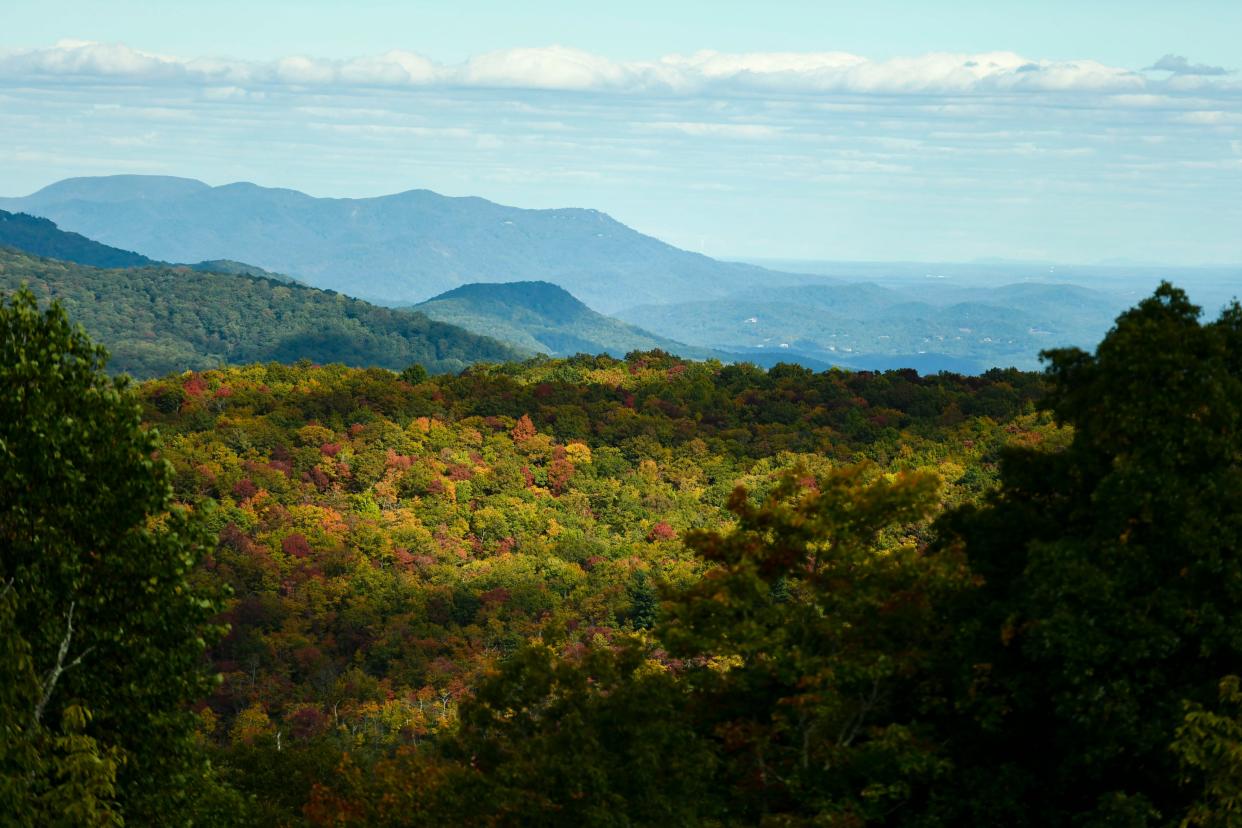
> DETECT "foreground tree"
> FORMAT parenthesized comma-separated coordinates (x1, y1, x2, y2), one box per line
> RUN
(0, 288, 231, 824)
(306, 639, 717, 826)
(937, 284, 1242, 825)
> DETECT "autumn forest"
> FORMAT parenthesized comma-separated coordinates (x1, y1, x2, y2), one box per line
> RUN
(4, 280, 1242, 826)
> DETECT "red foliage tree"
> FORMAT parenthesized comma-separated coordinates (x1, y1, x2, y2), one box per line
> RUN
(282, 533, 313, 559)
(183, 374, 208, 397)
(480, 587, 511, 607)
(386, 450, 413, 471)
(511, 414, 537, 443)
(231, 478, 259, 501)
(305, 467, 330, 491)
(647, 521, 677, 542)
(547, 446, 575, 495)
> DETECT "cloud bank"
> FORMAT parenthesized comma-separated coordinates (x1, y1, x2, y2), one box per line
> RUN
(2, 40, 1236, 97)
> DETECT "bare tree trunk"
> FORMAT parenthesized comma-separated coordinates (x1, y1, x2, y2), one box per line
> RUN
(34, 601, 94, 724)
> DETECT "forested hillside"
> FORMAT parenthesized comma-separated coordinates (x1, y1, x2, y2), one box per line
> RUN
(0, 208, 154, 268)
(0, 207, 295, 281)
(5, 283, 1241, 826)
(0, 248, 523, 377)
(412, 280, 715, 358)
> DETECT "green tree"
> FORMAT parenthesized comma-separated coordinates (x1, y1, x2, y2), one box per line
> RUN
(624, 569, 659, 631)
(0, 288, 230, 824)
(0, 581, 123, 827)
(936, 284, 1242, 825)
(1173, 675, 1242, 828)
(399, 363, 430, 384)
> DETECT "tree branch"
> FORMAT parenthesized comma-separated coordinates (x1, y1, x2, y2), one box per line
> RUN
(34, 601, 94, 725)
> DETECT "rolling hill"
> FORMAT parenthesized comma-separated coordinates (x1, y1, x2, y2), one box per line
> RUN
(0, 175, 811, 311)
(411, 281, 717, 359)
(0, 248, 524, 378)
(0, 208, 296, 282)
(0, 209, 155, 268)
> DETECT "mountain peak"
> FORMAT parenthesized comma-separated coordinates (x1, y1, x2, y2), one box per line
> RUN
(18, 174, 211, 205)
(414, 281, 711, 359)
(0, 175, 786, 310)
(429, 281, 587, 323)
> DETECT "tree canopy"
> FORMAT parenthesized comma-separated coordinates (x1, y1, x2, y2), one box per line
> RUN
(5, 281, 1241, 826)
(0, 248, 523, 378)
(933, 283, 1242, 825)
(0, 287, 231, 824)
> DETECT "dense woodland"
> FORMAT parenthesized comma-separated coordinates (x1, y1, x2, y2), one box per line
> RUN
(4, 283, 1242, 826)
(0, 209, 155, 269)
(0, 209, 295, 283)
(0, 248, 522, 377)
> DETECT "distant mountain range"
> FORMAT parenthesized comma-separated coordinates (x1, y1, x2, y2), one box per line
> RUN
(412, 281, 717, 359)
(2, 174, 1162, 375)
(0, 175, 809, 312)
(0, 213, 522, 377)
(0, 207, 817, 377)
(616, 281, 1125, 372)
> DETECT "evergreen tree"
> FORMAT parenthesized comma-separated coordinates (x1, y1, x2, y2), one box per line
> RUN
(625, 570, 659, 631)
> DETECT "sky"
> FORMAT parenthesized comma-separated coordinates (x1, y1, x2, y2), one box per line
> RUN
(2, 0, 1240, 264)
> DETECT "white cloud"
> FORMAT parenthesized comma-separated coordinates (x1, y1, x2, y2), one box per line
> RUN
(1, 40, 1234, 100)
(17, 39, 184, 79)
(460, 46, 631, 90)
(1108, 94, 1182, 108)
(340, 50, 439, 85)
(201, 85, 267, 102)
(103, 131, 159, 147)
(639, 121, 784, 138)
(661, 50, 1132, 94)
(273, 56, 337, 85)
(308, 123, 476, 139)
